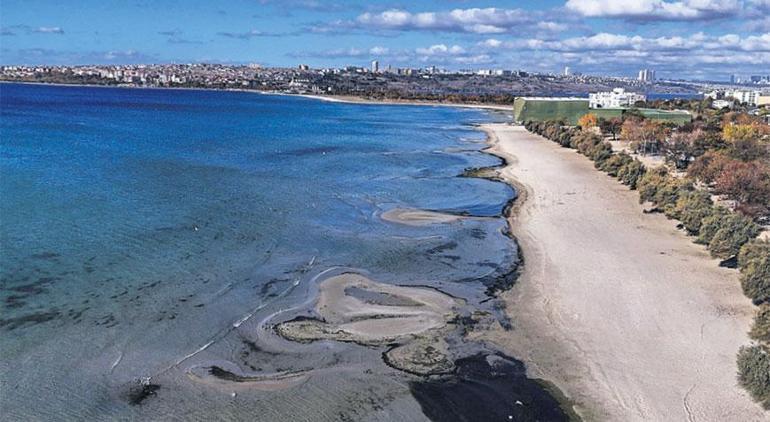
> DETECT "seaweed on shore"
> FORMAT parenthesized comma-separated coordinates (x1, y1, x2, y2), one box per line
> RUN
(126, 382, 161, 406)
(409, 352, 571, 422)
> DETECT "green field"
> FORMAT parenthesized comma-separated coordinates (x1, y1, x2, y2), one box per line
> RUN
(513, 97, 691, 125)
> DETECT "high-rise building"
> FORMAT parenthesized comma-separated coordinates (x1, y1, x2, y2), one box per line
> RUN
(730, 74, 736, 84)
(751, 75, 762, 83)
(371, 60, 379, 73)
(564, 66, 571, 76)
(638, 69, 655, 82)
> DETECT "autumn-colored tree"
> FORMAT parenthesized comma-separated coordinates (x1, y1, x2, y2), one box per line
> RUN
(622, 118, 669, 154)
(688, 151, 733, 184)
(599, 117, 623, 140)
(714, 160, 770, 213)
(723, 123, 769, 144)
(578, 113, 598, 129)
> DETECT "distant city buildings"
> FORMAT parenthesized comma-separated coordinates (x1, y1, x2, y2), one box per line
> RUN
(589, 88, 646, 109)
(638, 69, 656, 83)
(564, 66, 571, 76)
(371, 60, 379, 74)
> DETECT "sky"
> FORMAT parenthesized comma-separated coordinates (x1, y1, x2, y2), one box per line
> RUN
(1, 0, 768, 80)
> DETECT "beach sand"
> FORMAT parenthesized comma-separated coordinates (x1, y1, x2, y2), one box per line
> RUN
(474, 124, 765, 421)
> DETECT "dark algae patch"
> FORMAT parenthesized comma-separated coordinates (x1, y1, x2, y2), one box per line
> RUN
(126, 382, 161, 406)
(410, 353, 570, 422)
(0, 310, 61, 330)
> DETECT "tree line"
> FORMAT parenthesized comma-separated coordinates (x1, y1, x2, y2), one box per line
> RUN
(524, 109, 770, 409)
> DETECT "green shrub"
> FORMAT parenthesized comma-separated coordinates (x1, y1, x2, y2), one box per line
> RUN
(750, 304, 770, 343)
(617, 159, 646, 190)
(741, 253, 770, 304)
(696, 207, 730, 245)
(739, 239, 770, 270)
(573, 132, 603, 155)
(737, 345, 770, 409)
(707, 214, 760, 259)
(588, 142, 614, 166)
(557, 131, 572, 147)
(673, 190, 715, 234)
(598, 152, 632, 176)
(638, 167, 670, 204)
(638, 168, 693, 214)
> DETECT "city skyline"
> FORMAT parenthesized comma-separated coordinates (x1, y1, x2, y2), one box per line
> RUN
(1, 0, 769, 80)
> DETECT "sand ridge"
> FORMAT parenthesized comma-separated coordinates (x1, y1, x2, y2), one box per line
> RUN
(275, 272, 460, 375)
(474, 124, 766, 421)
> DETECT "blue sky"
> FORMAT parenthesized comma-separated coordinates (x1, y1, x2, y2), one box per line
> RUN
(1, 0, 768, 80)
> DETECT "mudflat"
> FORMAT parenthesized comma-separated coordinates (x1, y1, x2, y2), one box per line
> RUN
(475, 124, 765, 421)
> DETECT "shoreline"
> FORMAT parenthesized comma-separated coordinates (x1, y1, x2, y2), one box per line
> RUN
(475, 124, 765, 421)
(0, 80, 514, 112)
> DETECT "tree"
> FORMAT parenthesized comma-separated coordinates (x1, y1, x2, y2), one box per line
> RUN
(737, 345, 770, 409)
(673, 190, 714, 234)
(739, 240, 770, 270)
(707, 213, 760, 259)
(599, 117, 623, 140)
(578, 113, 598, 129)
(617, 159, 646, 189)
(723, 122, 770, 144)
(622, 118, 669, 155)
(697, 207, 730, 245)
(750, 304, 770, 343)
(714, 160, 770, 215)
(688, 151, 733, 185)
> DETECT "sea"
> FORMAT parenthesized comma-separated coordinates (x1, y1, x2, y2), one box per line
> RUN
(0, 83, 567, 421)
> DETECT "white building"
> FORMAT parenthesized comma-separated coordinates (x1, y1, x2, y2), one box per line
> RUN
(564, 66, 571, 76)
(726, 89, 763, 106)
(371, 60, 379, 73)
(712, 99, 733, 109)
(589, 88, 646, 109)
(638, 69, 655, 82)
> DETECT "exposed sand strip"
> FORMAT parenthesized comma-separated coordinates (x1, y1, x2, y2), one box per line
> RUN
(276, 273, 460, 375)
(380, 208, 484, 226)
(475, 124, 765, 421)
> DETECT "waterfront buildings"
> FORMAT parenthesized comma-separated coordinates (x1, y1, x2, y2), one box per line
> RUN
(589, 88, 646, 109)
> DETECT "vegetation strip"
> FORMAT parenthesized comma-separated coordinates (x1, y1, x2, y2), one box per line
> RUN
(524, 104, 769, 409)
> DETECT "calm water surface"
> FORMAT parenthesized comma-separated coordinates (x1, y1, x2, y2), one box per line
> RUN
(0, 84, 564, 420)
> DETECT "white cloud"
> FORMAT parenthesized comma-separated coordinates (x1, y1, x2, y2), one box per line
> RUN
(485, 31, 770, 53)
(565, 0, 741, 20)
(354, 8, 543, 34)
(536, 21, 569, 31)
(33, 26, 64, 34)
(368, 46, 389, 55)
(415, 44, 466, 56)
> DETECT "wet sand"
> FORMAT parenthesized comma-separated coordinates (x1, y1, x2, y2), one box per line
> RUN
(380, 208, 486, 226)
(475, 124, 766, 421)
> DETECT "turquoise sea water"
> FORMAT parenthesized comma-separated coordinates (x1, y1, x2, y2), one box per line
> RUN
(0, 84, 564, 420)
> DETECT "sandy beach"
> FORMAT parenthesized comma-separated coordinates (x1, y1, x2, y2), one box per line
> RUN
(295, 93, 514, 111)
(475, 124, 766, 421)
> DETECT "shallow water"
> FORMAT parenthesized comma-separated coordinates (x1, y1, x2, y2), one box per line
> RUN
(0, 84, 562, 420)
